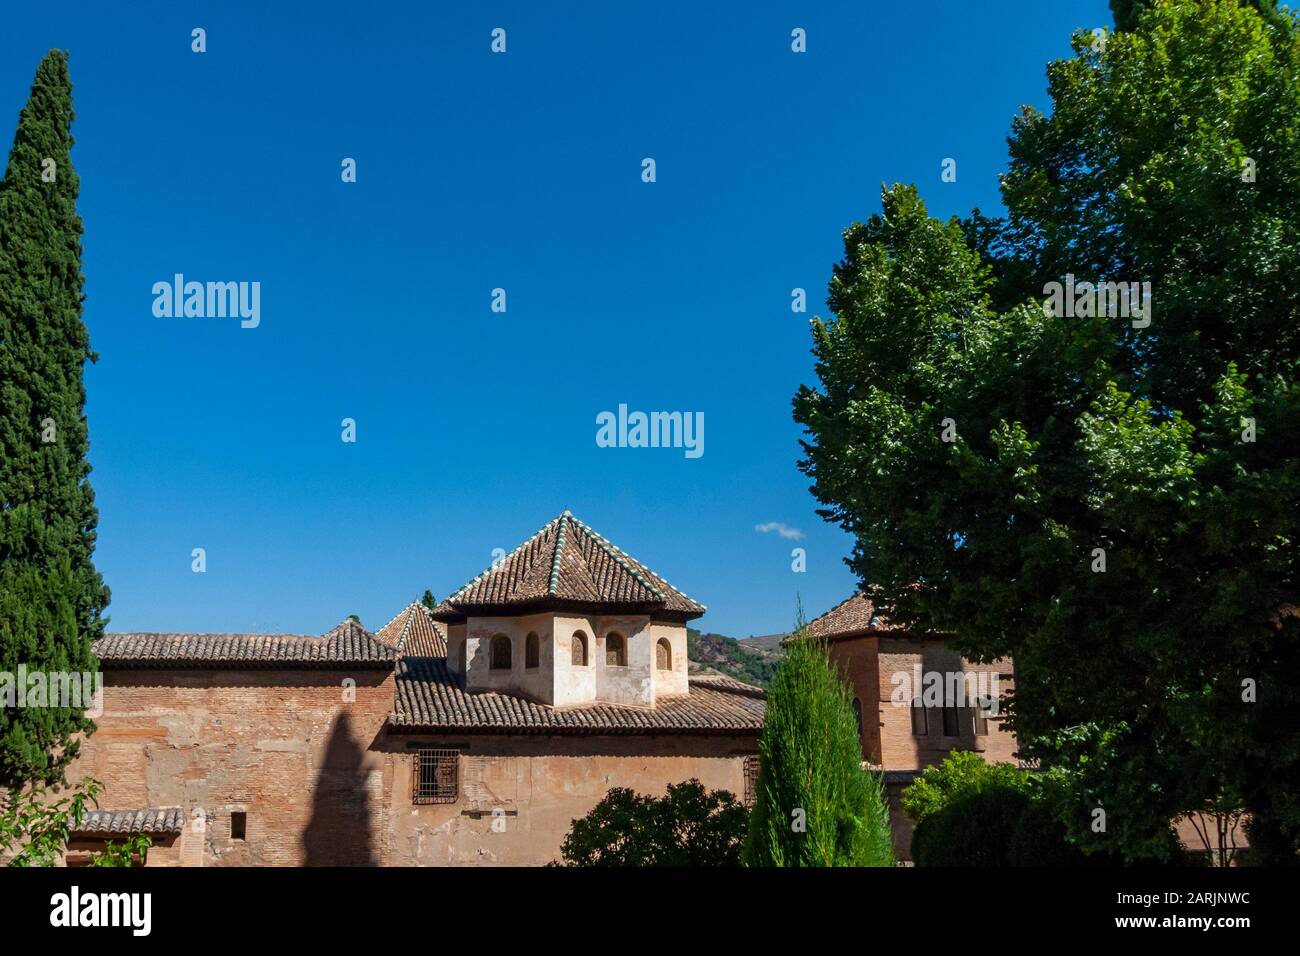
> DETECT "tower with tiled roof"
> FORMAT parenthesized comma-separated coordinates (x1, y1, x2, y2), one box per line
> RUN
(430, 509, 705, 708)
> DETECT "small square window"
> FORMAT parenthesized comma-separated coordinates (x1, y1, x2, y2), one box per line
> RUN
(414, 749, 460, 804)
(231, 812, 247, 840)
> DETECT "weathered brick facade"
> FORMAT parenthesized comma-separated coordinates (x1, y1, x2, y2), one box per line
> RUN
(805, 592, 1019, 860)
(61, 513, 764, 867)
(65, 668, 758, 866)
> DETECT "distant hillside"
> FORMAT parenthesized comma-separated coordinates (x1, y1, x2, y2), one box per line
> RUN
(686, 629, 787, 690)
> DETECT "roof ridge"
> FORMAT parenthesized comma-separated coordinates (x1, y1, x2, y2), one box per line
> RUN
(564, 513, 665, 599)
(376, 602, 418, 637)
(567, 512, 707, 611)
(805, 591, 866, 628)
(445, 513, 566, 604)
(547, 512, 570, 595)
(393, 606, 418, 653)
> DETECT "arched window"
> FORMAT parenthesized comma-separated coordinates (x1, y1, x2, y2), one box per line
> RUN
(606, 632, 627, 667)
(656, 638, 671, 671)
(571, 631, 588, 666)
(490, 634, 511, 670)
(525, 632, 540, 669)
(852, 698, 864, 738)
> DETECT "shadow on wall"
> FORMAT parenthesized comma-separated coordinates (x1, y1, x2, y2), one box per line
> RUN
(301, 711, 378, 866)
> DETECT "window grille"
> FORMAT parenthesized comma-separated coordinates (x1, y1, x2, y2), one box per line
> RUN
(413, 749, 459, 804)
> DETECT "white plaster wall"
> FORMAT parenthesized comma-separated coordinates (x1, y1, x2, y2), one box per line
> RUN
(552, 614, 598, 707)
(649, 622, 688, 697)
(447, 623, 466, 675)
(463, 613, 556, 703)
(593, 614, 653, 707)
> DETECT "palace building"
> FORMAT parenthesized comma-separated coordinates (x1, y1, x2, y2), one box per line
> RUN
(800, 591, 1019, 860)
(62, 510, 764, 866)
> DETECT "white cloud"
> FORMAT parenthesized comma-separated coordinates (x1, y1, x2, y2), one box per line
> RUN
(754, 521, 804, 541)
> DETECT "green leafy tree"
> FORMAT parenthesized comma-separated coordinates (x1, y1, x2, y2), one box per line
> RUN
(0, 50, 108, 792)
(556, 779, 748, 866)
(794, 0, 1300, 862)
(900, 751, 1033, 823)
(743, 612, 894, 866)
(420, 590, 437, 610)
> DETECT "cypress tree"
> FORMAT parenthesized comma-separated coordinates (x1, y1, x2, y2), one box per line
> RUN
(743, 609, 894, 867)
(0, 50, 108, 793)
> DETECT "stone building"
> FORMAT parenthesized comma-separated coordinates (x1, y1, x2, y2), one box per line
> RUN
(62, 510, 764, 866)
(802, 591, 1018, 859)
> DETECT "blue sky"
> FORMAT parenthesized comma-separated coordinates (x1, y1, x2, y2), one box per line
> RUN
(1, 1, 1112, 637)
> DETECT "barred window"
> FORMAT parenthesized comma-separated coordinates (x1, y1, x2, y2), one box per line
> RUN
(743, 756, 759, 808)
(413, 749, 459, 804)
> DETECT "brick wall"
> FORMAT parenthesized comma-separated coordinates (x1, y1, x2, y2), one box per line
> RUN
(65, 670, 757, 866)
(383, 732, 759, 866)
(828, 633, 1018, 772)
(66, 668, 396, 866)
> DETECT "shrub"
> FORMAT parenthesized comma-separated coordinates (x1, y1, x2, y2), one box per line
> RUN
(556, 779, 747, 866)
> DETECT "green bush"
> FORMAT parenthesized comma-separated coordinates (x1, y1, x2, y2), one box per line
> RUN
(901, 751, 1032, 823)
(912, 786, 1030, 866)
(556, 779, 747, 866)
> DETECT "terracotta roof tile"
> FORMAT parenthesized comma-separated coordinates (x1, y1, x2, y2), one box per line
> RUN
(72, 807, 185, 835)
(801, 591, 904, 641)
(432, 510, 706, 620)
(374, 604, 448, 658)
(94, 618, 397, 669)
(390, 658, 764, 734)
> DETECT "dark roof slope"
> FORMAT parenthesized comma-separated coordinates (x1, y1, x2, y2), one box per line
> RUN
(391, 657, 763, 734)
(431, 509, 705, 622)
(801, 591, 906, 642)
(376, 603, 448, 657)
(94, 618, 397, 669)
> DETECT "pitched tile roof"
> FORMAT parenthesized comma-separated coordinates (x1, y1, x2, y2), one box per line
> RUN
(390, 657, 764, 734)
(801, 591, 902, 641)
(93, 618, 398, 669)
(376, 603, 448, 657)
(72, 807, 185, 835)
(431, 509, 706, 621)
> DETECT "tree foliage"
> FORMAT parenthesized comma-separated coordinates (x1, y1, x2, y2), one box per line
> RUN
(900, 750, 1032, 823)
(556, 779, 747, 866)
(743, 622, 894, 866)
(794, 1, 1300, 861)
(1, 776, 149, 867)
(0, 50, 107, 791)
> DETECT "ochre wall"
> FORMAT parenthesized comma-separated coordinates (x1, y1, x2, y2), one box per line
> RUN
(65, 670, 757, 867)
(65, 668, 396, 866)
(828, 633, 1018, 772)
(383, 733, 758, 866)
